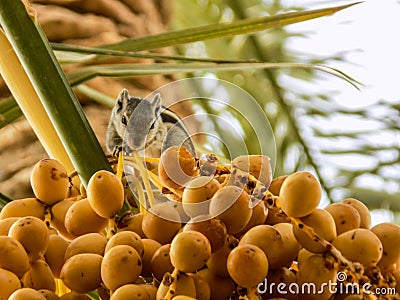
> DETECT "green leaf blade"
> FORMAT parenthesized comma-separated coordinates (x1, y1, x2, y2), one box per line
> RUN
(102, 2, 361, 52)
(67, 62, 360, 89)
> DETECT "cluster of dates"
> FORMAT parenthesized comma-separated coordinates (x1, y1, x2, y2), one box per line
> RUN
(0, 146, 398, 299)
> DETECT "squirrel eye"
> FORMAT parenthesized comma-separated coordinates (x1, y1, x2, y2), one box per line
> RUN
(121, 115, 127, 125)
(150, 123, 155, 130)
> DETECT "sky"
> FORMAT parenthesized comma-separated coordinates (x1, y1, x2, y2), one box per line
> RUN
(284, 0, 400, 106)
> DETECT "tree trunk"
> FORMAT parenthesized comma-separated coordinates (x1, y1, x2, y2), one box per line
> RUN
(0, 0, 178, 199)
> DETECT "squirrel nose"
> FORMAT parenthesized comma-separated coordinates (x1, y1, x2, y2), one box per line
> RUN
(126, 133, 145, 150)
(133, 137, 145, 150)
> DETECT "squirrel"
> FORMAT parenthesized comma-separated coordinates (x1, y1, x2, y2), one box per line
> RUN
(106, 88, 196, 158)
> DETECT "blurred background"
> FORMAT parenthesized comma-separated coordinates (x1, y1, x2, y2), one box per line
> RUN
(172, 0, 400, 225)
(0, 0, 398, 224)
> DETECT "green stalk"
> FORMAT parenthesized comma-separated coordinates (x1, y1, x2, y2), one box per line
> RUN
(52, 42, 255, 64)
(0, 1, 112, 186)
(0, 96, 23, 129)
(0, 192, 12, 207)
(73, 84, 115, 108)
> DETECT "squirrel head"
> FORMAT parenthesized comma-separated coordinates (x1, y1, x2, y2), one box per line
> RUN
(122, 91, 163, 151)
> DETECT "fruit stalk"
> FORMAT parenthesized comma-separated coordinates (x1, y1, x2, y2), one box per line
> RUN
(133, 151, 156, 207)
(245, 287, 261, 300)
(165, 268, 180, 300)
(290, 217, 358, 275)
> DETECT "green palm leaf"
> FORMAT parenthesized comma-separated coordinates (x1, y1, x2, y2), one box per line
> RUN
(67, 62, 360, 88)
(102, 2, 360, 52)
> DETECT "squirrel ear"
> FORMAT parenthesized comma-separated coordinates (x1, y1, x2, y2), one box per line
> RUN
(151, 93, 162, 115)
(116, 89, 129, 112)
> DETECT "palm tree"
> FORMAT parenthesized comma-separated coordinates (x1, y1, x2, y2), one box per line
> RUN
(1, 0, 398, 225)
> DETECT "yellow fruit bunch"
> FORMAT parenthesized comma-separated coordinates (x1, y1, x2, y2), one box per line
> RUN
(0, 146, 399, 300)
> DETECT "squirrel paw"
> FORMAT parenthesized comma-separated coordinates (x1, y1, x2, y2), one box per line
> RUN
(112, 145, 123, 157)
(112, 144, 134, 157)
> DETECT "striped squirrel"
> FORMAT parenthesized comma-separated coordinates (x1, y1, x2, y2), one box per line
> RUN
(106, 89, 196, 158)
